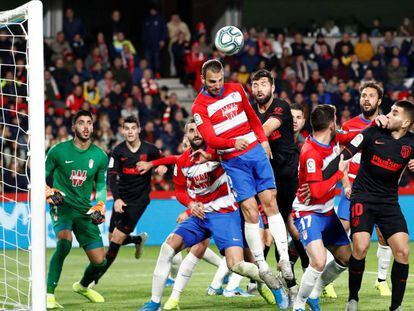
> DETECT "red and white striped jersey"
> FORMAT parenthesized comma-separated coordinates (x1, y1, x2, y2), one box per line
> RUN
(341, 114, 372, 182)
(191, 83, 267, 160)
(173, 148, 238, 213)
(292, 137, 343, 215)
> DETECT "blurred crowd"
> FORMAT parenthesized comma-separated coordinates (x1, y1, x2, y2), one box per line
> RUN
(1, 6, 414, 192)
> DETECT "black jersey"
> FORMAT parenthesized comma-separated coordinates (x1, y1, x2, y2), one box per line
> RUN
(325, 126, 414, 204)
(253, 98, 298, 163)
(108, 141, 161, 205)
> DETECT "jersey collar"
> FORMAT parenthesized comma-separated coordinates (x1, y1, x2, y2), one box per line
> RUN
(310, 136, 331, 149)
(358, 114, 371, 124)
(201, 86, 225, 98)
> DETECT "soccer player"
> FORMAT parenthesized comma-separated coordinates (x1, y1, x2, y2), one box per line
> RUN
(320, 101, 414, 311)
(139, 119, 288, 311)
(291, 103, 306, 149)
(191, 59, 292, 288)
(45, 110, 108, 309)
(337, 82, 393, 296)
(250, 69, 307, 304)
(292, 105, 353, 311)
(87, 115, 161, 286)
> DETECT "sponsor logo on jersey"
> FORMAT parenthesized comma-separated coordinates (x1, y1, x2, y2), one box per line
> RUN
(401, 145, 412, 159)
(351, 133, 364, 147)
(306, 158, 316, 173)
(89, 159, 94, 169)
(221, 103, 238, 120)
(193, 113, 203, 126)
(370, 155, 403, 172)
(70, 170, 87, 187)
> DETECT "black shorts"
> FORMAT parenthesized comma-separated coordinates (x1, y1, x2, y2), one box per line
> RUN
(109, 202, 149, 234)
(272, 154, 299, 222)
(349, 200, 408, 241)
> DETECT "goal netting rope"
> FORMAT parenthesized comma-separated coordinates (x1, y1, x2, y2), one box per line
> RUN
(0, 2, 45, 310)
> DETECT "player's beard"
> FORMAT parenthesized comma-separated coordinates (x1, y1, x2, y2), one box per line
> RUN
(189, 138, 205, 150)
(255, 91, 272, 106)
(74, 128, 91, 142)
(361, 101, 379, 118)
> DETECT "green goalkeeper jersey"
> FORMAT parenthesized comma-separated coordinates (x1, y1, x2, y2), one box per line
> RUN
(46, 139, 108, 213)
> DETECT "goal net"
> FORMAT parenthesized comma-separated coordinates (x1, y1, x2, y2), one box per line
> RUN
(0, 1, 45, 310)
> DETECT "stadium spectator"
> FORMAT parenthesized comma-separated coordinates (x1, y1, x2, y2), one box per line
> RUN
(121, 97, 139, 120)
(323, 58, 348, 81)
(83, 78, 101, 107)
(112, 57, 131, 89)
(71, 33, 87, 59)
(370, 17, 383, 37)
(354, 32, 375, 63)
(140, 69, 159, 96)
(109, 10, 127, 40)
(398, 17, 414, 36)
(379, 31, 398, 57)
(140, 94, 160, 125)
(184, 42, 207, 90)
(51, 58, 71, 97)
(50, 31, 72, 62)
(348, 54, 364, 81)
(320, 19, 341, 37)
(63, 8, 85, 42)
(97, 70, 115, 98)
(66, 85, 85, 113)
(291, 32, 310, 57)
(142, 7, 168, 75)
(72, 58, 90, 82)
(386, 57, 408, 90)
(112, 32, 136, 56)
(271, 33, 292, 59)
(171, 32, 190, 83)
(334, 33, 354, 58)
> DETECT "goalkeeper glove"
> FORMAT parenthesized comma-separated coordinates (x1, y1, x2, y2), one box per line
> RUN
(45, 185, 65, 206)
(87, 201, 106, 225)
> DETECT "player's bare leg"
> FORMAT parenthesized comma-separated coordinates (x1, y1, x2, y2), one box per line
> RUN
(347, 231, 371, 310)
(46, 230, 72, 309)
(258, 189, 293, 280)
(74, 247, 106, 303)
(375, 227, 392, 296)
(387, 232, 410, 311)
(294, 239, 326, 311)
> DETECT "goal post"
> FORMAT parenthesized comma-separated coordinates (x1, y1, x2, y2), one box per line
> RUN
(0, 1, 45, 310)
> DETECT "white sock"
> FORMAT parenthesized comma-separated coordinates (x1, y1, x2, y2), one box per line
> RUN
(294, 266, 322, 309)
(210, 257, 229, 289)
(226, 273, 244, 291)
(309, 259, 347, 299)
(244, 222, 269, 271)
(377, 244, 392, 281)
(202, 247, 221, 267)
(169, 252, 183, 280)
(151, 243, 175, 303)
(170, 252, 200, 300)
(231, 261, 262, 283)
(326, 250, 334, 264)
(268, 214, 289, 261)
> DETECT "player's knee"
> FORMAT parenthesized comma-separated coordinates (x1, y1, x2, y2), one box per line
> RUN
(353, 243, 369, 258)
(310, 257, 326, 271)
(241, 206, 259, 223)
(111, 228, 127, 244)
(393, 246, 410, 262)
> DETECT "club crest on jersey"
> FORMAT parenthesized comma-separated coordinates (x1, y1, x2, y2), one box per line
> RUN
(89, 159, 94, 169)
(221, 103, 238, 120)
(301, 229, 308, 240)
(140, 154, 148, 161)
(70, 170, 87, 187)
(401, 145, 412, 159)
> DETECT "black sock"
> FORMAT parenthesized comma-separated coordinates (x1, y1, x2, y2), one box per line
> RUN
(378, 278, 386, 282)
(94, 242, 121, 283)
(122, 235, 142, 245)
(263, 245, 270, 260)
(288, 240, 299, 264)
(348, 255, 365, 302)
(293, 239, 309, 269)
(274, 243, 280, 263)
(286, 278, 297, 288)
(390, 261, 409, 310)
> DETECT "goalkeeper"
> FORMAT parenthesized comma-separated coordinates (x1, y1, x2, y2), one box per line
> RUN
(45, 110, 109, 309)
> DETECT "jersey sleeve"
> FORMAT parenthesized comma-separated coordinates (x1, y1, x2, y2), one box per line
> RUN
(322, 127, 375, 180)
(108, 147, 121, 200)
(192, 104, 237, 149)
(302, 151, 324, 182)
(95, 152, 108, 203)
(173, 159, 193, 207)
(238, 85, 268, 142)
(151, 155, 179, 166)
(45, 145, 57, 179)
(269, 101, 290, 125)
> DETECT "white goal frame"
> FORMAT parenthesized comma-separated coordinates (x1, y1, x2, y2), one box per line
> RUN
(0, 1, 45, 310)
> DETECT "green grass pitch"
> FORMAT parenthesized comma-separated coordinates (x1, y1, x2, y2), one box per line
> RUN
(2, 243, 414, 310)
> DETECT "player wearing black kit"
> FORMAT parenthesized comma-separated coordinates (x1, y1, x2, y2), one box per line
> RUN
(90, 116, 161, 286)
(322, 101, 414, 311)
(251, 69, 308, 304)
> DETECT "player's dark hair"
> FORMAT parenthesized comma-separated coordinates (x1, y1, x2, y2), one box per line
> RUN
(72, 110, 93, 125)
(359, 81, 383, 99)
(201, 59, 223, 78)
(123, 115, 140, 127)
(184, 117, 195, 132)
(290, 103, 305, 114)
(251, 69, 274, 85)
(395, 100, 414, 124)
(310, 105, 336, 132)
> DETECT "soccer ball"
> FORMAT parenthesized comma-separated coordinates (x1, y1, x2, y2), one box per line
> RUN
(214, 26, 244, 55)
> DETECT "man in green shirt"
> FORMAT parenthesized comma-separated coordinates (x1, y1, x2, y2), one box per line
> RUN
(46, 110, 108, 309)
